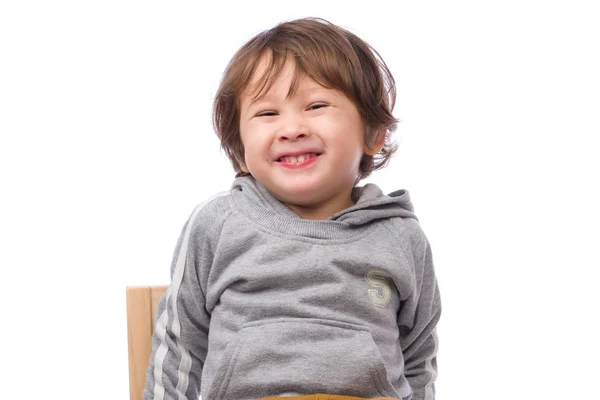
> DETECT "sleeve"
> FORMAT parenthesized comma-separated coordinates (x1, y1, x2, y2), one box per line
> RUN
(143, 206, 213, 400)
(398, 224, 441, 400)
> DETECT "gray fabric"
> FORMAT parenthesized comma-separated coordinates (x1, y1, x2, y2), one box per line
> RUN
(144, 176, 441, 400)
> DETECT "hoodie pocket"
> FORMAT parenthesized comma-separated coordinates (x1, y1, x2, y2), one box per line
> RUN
(206, 318, 399, 400)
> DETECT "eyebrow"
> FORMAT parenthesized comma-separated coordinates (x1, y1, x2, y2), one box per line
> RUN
(253, 84, 330, 101)
(242, 93, 276, 111)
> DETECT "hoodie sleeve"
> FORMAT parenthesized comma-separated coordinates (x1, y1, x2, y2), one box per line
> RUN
(398, 220, 441, 400)
(143, 204, 215, 400)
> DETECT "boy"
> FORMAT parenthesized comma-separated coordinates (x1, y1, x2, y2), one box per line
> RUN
(144, 18, 441, 400)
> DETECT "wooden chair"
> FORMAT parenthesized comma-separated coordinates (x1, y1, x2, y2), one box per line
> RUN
(126, 285, 168, 400)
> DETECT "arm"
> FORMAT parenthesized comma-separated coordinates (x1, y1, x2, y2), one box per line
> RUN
(399, 224, 441, 400)
(143, 206, 213, 400)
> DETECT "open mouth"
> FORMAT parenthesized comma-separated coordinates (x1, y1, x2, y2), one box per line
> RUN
(276, 152, 321, 164)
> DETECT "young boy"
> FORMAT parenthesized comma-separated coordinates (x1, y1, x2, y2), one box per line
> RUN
(144, 18, 441, 400)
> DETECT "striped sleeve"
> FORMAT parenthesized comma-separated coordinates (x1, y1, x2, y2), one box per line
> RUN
(144, 195, 226, 400)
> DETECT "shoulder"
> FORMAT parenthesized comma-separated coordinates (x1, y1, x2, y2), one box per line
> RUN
(380, 215, 429, 260)
(402, 217, 429, 250)
(184, 190, 235, 241)
(382, 214, 426, 241)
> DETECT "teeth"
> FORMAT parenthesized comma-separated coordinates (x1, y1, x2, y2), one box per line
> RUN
(282, 153, 315, 163)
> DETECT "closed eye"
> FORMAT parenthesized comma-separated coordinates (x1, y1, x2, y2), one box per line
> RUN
(256, 111, 278, 117)
(308, 103, 328, 111)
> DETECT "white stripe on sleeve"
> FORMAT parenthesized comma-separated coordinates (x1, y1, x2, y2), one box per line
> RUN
(152, 193, 228, 400)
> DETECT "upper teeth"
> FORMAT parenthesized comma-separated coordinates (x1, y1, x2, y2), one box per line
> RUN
(281, 153, 317, 163)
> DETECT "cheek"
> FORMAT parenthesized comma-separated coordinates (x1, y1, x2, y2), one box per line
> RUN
(239, 137, 266, 168)
(335, 125, 366, 152)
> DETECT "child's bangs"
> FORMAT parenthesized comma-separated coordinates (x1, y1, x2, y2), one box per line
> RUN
(244, 51, 293, 102)
(245, 48, 354, 103)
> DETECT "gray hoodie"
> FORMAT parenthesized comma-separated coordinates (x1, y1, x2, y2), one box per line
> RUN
(144, 176, 441, 400)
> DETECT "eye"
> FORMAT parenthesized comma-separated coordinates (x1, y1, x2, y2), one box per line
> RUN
(308, 103, 328, 111)
(256, 111, 278, 117)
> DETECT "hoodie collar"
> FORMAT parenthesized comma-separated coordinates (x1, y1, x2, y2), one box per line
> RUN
(230, 176, 417, 240)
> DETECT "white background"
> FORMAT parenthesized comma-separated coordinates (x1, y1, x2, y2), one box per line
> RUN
(1, 1, 599, 399)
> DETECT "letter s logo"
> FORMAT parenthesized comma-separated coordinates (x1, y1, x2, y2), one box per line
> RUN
(366, 269, 391, 307)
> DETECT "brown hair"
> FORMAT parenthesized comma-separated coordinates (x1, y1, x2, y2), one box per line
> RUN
(213, 17, 398, 181)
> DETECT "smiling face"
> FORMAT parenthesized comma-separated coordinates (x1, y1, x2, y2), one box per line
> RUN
(239, 59, 383, 220)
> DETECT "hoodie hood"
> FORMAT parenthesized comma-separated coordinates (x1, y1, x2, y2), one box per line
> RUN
(332, 183, 417, 224)
(230, 176, 417, 236)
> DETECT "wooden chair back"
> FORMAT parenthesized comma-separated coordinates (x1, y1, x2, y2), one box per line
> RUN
(126, 285, 167, 400)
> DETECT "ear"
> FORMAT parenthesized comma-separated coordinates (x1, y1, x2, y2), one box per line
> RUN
(239, 162, 249, 173)
(364, 129, 386, 156)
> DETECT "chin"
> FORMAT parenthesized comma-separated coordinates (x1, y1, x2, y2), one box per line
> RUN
(271, 182, 324, 203)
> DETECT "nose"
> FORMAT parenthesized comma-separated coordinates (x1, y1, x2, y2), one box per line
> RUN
(277, 112, 309, 141)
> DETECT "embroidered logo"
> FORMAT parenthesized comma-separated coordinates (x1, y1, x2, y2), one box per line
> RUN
(365, 269, 391, 307)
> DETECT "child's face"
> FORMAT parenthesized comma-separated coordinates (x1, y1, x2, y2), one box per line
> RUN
(238, 59, 380, 220)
